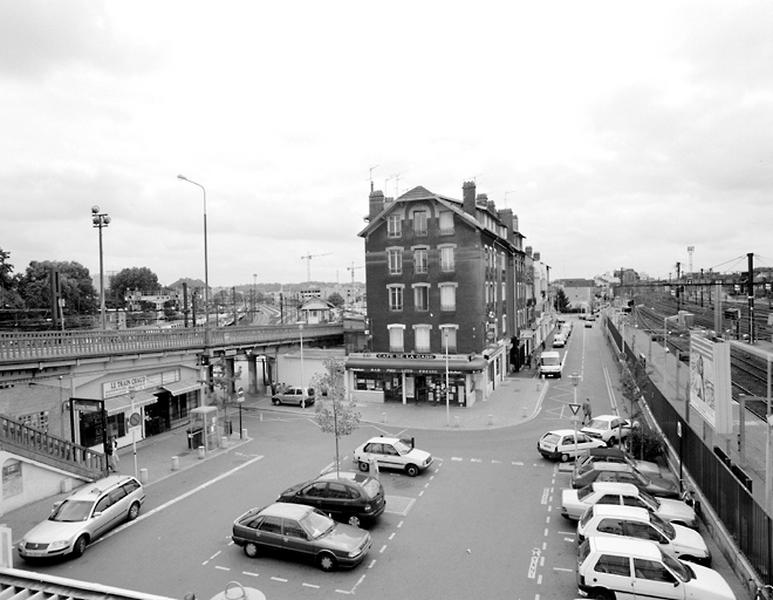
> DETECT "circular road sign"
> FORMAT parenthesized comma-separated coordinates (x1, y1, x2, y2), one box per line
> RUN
(129, 412, 141, 427)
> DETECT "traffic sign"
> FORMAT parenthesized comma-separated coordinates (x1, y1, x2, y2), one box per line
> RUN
(236, 387, 245, 403)
(129, 412, 141, 427)
(569, 403, 581, 416)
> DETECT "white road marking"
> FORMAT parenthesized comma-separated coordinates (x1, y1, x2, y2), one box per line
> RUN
(558, 530, 575, 535)
(215, 566, 230, 571)
(368, 559, 377, 569)
(451, 457, 463, 461)
(564, 537, 575, 542)
(418, 490, 424, 497)
(470, 458, 482, 463)
(553, 567, 574, 573)
(242, 572, 259, 577)
(491, 459, 501, 464)
(512, 461, 524, 466)
(270, 577, 287, 583)
(209, 551, 221, 560)
(397, 520, 404, 528)
(379, 544, 387, 553)
(335, 589, 352, 595)
(302, 583, 320, 589)
(388, 532, 395, 540)
(540, 488, 550, 504)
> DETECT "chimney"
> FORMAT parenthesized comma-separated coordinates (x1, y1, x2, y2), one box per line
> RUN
(525, 246, 533, 257)
(476, 193, 488, 207)
(369, 189, 385, 220)
(498, 208, 514, 242)
(462, 181, 476, 214)
(533, 252, 541, 261)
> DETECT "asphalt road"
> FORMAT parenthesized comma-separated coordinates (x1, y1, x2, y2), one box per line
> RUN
(15, 323, 749, 600)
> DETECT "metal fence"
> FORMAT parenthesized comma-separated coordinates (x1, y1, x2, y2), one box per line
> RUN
(609, 318, 772, 585)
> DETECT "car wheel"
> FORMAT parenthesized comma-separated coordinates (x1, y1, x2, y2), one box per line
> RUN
(72, 534, 88, 557)
(589, 589, 614, 600)
(560, 453, 570, 463)
(405, 464, 419, 477)
(243, 542, 259, 558)
(347, 515, 361, 528)
(316, 551, 337, 571)
(607, 436, 617, 447)
(358, 461, 370, 472)
(272, 398, 280, 406)
(127, 501, 141, 521)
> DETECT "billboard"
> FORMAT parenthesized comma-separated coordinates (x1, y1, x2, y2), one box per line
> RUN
(689, 333, 732, 434)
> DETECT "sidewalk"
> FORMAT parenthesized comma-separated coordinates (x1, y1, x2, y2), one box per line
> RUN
(2, 369, 547, 550)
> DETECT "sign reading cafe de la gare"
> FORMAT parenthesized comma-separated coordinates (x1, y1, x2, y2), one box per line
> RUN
(375, 353, 437, 360)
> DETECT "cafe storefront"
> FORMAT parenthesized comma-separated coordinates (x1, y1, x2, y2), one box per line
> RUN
(345, 352, 488, 407)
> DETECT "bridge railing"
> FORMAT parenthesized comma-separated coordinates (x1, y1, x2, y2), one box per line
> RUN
(0, 324, 343, 363)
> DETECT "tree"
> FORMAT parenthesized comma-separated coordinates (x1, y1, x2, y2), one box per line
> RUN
(313, 357, 360, 476)
(555, 288, 570, 312)
(0, 248, 23, 308)
(327, 292, 345, 308)
(18, 260, 97, 315)
(109, 267, 160, 308)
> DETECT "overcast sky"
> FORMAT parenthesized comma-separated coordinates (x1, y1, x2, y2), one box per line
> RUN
(2, 1, 771, 288)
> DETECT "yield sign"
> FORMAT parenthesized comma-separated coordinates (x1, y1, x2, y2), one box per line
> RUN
(569, 403, 581, 416)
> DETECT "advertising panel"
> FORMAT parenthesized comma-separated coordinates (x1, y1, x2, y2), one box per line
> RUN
(689, 333, 732, 434)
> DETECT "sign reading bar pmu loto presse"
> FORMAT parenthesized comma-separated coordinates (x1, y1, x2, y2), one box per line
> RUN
(689, 332, 732, 435)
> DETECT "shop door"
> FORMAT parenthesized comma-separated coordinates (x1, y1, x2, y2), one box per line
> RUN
(383, 375, 403, 403)
(143, 397, 167, 436)
(415, 376, 428, 403)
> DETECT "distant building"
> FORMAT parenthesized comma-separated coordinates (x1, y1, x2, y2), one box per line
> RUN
(556, 278, 597, 313)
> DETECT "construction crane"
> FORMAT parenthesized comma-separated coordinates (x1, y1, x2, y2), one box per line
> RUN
(346, 263, 365, 308)
(300, 252, 332, 282)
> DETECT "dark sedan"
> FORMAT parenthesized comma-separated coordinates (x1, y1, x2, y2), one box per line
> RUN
(570, 461, 680, 498)
(277, 470, 386, 527)
(232, 503, 371, 571)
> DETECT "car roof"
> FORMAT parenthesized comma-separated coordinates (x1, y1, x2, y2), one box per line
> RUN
(590, 504, 650, 520)
(590, 462, 633, 472)
(545, 429, 578, 436)
(365, 436, 401, 444)
(260, 502, 316, 519)
(588, 447, 627, 459)
(591, 414, 625, 422)
(317, 470, 373, 485)
(66, 475, 138, 500)
(589, 535, 662, 559)
(590, 482, 640, 495)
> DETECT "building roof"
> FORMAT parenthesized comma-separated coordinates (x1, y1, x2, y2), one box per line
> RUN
(558, 278, 597, 288)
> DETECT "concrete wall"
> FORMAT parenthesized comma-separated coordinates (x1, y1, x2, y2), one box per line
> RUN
(274, 348, 346, 389)
(0, 453, 84, 516)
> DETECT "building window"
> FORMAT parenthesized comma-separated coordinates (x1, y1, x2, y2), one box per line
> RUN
(413, 324, 432, 353)
(413, 284, 430, 312)
(440, 325, 458, 353)
(412, 210, 428, 236)
(439, 283, 457, 311)
(439, 211, 454, 235)
(388, 324, 405, 352)
(439, 245, 455, 272)
(413, 247, 428, 274)
(387, 285, 404, 311)
(387, 247, 403, 275)
(387, 214, 402, 238)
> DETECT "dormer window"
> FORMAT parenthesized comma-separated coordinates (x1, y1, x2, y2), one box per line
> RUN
(412, 210, 428, 236)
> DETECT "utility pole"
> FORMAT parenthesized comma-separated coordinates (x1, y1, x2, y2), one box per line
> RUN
(675, 262, 681, 312)
(748, 252, 755, 343)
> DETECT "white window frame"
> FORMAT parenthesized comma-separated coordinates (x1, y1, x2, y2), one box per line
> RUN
(439, 210, 454, 235)
(387, 284, 404, 311)
(412, 209, 428, 236)
(388, 324, 405, 352)
(412, 246, 429, 274)
(439, 282, 457, 311)
(412, 283, 430, 312)
(387, 247, 403, 275)
(439, 244, 456, 272)
(412, 323, 432, 353)
(387, 214, 402, 238)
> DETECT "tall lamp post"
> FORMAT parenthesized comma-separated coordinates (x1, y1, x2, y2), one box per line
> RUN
(443, 327, 451, 427)
(128, 388, 139, 478)
(299, 322, 305, 388)
(569, 371, 582, 458)
(177, 175, 209, 329)
(91, 206, 111, 330)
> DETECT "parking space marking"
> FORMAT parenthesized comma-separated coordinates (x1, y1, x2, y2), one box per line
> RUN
(270, 576, 288, 583)
(302, 583, 320, 589)
(379, 544, 387, 553)
(451, 456, 463, 461)
(215, 566, 230, 571)
(384, 495, 415, 516)
(368, 559, 377, 569)
(242, 571, 259, 577)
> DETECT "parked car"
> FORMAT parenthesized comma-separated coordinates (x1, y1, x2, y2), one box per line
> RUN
(352, 436, 432, 477)
(572, 447, 674, 482)
(576, 504, 711, 566)
(581, 414, 633, 446)
(570, 462, 681, 498)
(232, 502, 371, 571)
(18, 475, 145, 560)
(561, 481, 697, 528)
(272, 386, 315, 407)
(577, 537, 735, 600)
(537, 429, 606, 462)
(277, 470, 386, 527)
(552, 333, 567, 348)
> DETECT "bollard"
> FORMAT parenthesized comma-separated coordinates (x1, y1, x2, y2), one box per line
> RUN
(381, 411, 387, 424)
(242, 428, 248, 439)
(197, 445, 206, 459)
(140, 467, 149, 483)
(259, 412, 263, 422)
(454, 415, 461, 428)
(221, 436, 228, 449)
(487, 414, 494, 426)
(171, 456, 180, 471)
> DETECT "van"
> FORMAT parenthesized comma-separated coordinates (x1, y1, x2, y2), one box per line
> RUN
(538, 350, 563, 378)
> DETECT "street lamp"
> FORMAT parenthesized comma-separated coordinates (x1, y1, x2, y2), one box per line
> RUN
(569, 371, 582, 458)
(128, 388, 139, 479)
(299, 322, 305, 388)
(443, 327, 451, 427)
(177, 175, 209, 329)
(91, 206, 111, 330)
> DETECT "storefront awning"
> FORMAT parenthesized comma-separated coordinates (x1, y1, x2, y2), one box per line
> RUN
(161, 381, 201, 396)
(345, 355, 487, 373)
(104, 391, 158, 416)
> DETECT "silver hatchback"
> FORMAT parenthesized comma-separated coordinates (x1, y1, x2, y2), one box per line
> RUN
(18, 474, 145, 560)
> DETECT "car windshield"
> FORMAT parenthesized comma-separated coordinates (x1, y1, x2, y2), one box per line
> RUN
(300, 510, 335, 539)
(541, 356, 560, 366)
(362, 478, 382, 499)
(636, 490, 659, 510)
(587, 418, 610, 430)
(577, 485, 594, 500)
(661, 549, 691, 582)
(542, 433, 561, 445)
(49, 499, 94, 522)
(651, 513, 676, 539)
(394, 440, 412, 454)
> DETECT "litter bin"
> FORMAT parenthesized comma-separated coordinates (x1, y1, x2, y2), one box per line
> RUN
(186, 427, 203, 449)
(225, 420, 233, 435)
